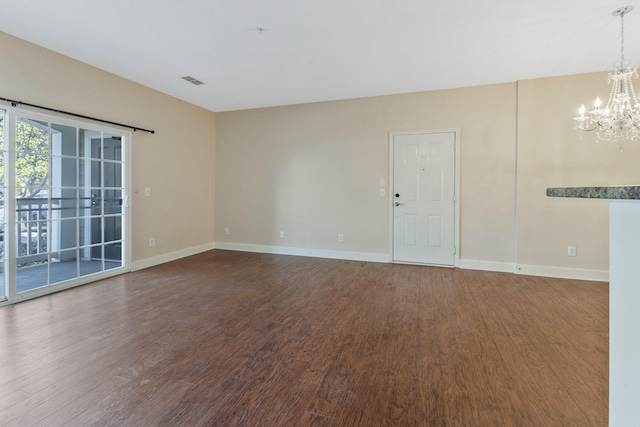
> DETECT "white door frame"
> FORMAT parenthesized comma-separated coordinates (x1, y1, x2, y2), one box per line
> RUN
(388, 129, 461, 266)
(0, 106, 132, 306)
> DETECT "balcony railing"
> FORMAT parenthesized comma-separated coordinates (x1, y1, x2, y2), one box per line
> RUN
(16, 198, 52, 263)
(1, 195, 119, 265)
(0, 198, 58, 264)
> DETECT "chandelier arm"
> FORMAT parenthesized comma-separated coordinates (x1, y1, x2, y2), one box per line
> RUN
(621, 10, 625, 69)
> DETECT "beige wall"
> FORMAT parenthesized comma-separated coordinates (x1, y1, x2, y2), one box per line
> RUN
(0, 31, 216, 263)
(5, 28, 633, 277)
(217, 72, 640, 276)
(516, 73, 640, 273)
(216, 84, 518, 263)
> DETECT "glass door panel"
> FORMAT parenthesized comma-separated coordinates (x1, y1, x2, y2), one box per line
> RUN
(0, 109, 5, 300)
(79, 129, 124, 275)
(0, 110, 128, 304)
(8, 118, 127, 297)
(15, 117, 50, 293)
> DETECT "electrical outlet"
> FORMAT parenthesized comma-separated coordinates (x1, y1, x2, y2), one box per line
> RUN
(568, 246, 577, 257)
(379, 188, 386, 197)
(338, 234, 344, 242)
(149, 238, 155, 247)
(224, 227, 230, 235)
(280, 231, 285, 238)
(144, 187, 151, 196)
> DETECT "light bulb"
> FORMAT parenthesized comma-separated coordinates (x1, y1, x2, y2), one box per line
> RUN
(579, 104, 586, 116)
(595, 97, 602, 108)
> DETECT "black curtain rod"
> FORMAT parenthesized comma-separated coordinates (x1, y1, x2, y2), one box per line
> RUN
(0, 96, 155, 134)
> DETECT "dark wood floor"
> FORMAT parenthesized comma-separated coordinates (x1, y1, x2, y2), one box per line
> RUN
(0, 250, 608, 426)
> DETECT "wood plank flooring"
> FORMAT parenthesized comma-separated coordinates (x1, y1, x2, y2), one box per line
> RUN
(0, 250, 608, 426)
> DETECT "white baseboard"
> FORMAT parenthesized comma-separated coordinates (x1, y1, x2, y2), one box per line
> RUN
(458, 259, 608, 282)
(131, 242, 609, 282)
(131, 242, 217, 271)
(458, 259, 515, 273)
(215, 242, 390, 263)
(515, 264, 609, 282)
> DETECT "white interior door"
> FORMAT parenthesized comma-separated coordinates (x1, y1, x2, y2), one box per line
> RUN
(393, 131, 456, 265)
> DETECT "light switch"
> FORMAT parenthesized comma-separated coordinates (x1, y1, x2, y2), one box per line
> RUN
(379, 188, 386, 197)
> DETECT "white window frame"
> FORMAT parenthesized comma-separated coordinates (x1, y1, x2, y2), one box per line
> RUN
(0, 107, 132, 306)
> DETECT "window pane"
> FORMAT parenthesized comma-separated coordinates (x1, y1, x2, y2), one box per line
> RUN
(50, 156, 78, 187)
(79, 217, 102, 245)
(51, 124, 77, 156)
(51, 188, 78, 218)
(91, 137, 101, 159)
(104, 216, 122, 243)
(16, 193, 49, 221)
(80, 245, 102, 277)
(103, 134, 122, 161)
(79, 129, 101, 159)
(104, 189, 122, 215)
(104, 161, 122, 187)
(50, 250, 78, 285)
(91, 189, 102, 216)
(17, 220, 48, 257)
(105, 243, 122, 267)
(16, 119, 49, 197)
(16, 261, 48, 293)
(0, 153, 4, 187)
(79, 159, 101, 187)
(50, 219, 77, 250)
(78, 189, 102, 217)
(0, 110, 4, 145)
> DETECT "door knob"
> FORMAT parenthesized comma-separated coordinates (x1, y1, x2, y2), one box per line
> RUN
(395, 193, 400, 198)
(395, 202, 401, 207)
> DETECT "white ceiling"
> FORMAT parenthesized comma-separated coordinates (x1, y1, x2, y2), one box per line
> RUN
(1, 0, 639, 112)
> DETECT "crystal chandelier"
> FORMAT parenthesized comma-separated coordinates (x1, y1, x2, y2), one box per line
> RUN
(574, 6, 640, 143)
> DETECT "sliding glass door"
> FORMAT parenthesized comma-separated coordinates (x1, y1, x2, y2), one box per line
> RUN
(1, 109, 129, 304)
(0, 109, 5, 301)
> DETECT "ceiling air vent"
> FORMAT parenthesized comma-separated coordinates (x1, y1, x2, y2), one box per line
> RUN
(182, 76, 205, 85)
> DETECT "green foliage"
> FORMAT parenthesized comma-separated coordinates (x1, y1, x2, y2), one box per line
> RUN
(15, 120, 49, 198)
(0, 117, 50, 197)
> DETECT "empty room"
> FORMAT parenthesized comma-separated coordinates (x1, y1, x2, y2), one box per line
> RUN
(0, 1, 638, 426)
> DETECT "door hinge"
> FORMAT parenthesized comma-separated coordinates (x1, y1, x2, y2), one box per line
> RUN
(453, 246, 457, 255)
(453, 194, 457, 203)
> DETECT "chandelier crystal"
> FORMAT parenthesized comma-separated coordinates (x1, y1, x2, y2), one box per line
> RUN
(574, 6, 640, 143)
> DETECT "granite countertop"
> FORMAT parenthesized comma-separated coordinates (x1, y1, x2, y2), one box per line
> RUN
(546, 186, 640, 199)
